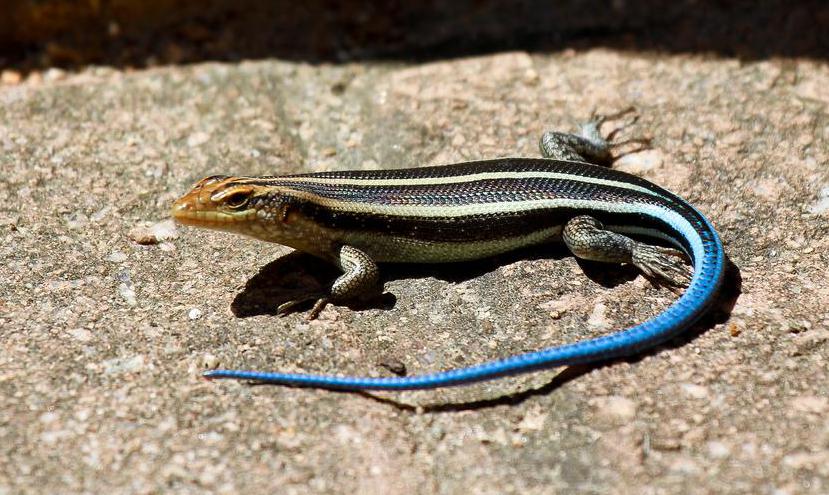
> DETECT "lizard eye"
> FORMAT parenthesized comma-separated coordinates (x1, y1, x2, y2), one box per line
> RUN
(223, 190, 252, 209)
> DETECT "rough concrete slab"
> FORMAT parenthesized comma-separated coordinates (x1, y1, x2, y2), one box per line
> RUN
(1, 50, 827, 494)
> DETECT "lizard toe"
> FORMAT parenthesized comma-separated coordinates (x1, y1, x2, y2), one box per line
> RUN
(631, 244, 692, 287)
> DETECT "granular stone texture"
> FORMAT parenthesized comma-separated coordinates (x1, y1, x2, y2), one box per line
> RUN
(1, 49, 827, 494)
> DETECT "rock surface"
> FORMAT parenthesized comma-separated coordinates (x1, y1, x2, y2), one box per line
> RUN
(1, 43, 828, 495)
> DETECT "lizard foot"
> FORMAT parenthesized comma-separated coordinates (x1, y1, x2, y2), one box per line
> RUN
(631, 243, 693, 287)
(276, 293, 329, 320)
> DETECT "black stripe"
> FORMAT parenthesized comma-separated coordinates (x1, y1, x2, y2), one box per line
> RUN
(290, 200, 696, 248)
(248, 158, 672, 198)
(257, 176, 674, 208)
(241, 158, 708, 255)
(296, 206, 569, 242)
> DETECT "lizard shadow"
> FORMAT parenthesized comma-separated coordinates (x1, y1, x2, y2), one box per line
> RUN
(230, 244, 639, 317)
(231, 249, 739, 412)
(356, 256, 742, 413)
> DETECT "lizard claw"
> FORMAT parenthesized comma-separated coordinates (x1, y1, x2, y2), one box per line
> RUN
(590, 106, 638, 131)
(587, 107, 652, 158)
(306, 298, 329, 320)
(631, 243, 693, 287)
(276, 293, 328, 319)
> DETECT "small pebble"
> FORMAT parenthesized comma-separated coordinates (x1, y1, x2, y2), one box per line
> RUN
(808, 186, 829, 214)
(517, 406, 548, 432)
(67, 328, 93, 342)
(129, 220, 178, 245)
(706, 441, 731, 459)
(378, 358, 407, 376)
(117, 271, 137, 306)
(103, 354, 146, 374)
(188, 308, 203, 320)
(91, 206, 113, 222)
(129, 227, 159, 245)
(106, 251, 128, 263)
(587, 302, 610, 329)
(681, 383, 710, 400)
(782, 451, 828, 470)
(615, 149, 663, 175)
(789, 395, 827, 414)
(187, 132, 210, 147)
(591, 396, 636, 422)
(66, 211, 89, 230)
(39, 411, 60, 424)
(201, 353, 220, 369)
(44, 68, 67, 82)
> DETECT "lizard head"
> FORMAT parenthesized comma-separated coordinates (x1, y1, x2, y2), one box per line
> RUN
(172, 175, 339, 257)
(172, 176, 288, 237)
(173, 175, 255, 226)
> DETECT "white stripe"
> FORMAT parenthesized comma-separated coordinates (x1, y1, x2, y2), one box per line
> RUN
(288, 195, 657, 218)
(343, 226, 564, 263)
(282, 191, 703, 269)
(607, 224, 686, 250)
(270, 170, 665, 200)
(314, 195, 704, 273)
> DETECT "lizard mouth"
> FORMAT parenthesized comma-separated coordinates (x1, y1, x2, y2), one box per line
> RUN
(171, 204, 223, 226)
(171, 195, 254, 228)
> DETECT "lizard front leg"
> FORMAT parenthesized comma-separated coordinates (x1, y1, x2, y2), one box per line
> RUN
(277, 245, 381, 319)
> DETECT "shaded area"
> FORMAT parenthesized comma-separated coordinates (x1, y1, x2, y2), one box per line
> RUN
(230, 251, 396, 317)
(233, 252, 740, 409)
(1, 0, 827, 71)
(231, 240, 676, 319)
(232, 243, 580, 318)
(358, 365, 596, 413)
(366, 258, 741, 411)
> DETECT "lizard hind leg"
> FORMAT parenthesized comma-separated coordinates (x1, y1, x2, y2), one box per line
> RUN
(538, 128, 612, 165)
(539, 107, 649, 166)
(563, 215, 692, 287)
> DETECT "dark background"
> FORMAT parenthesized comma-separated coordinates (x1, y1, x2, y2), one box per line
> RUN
(1, 0, 827, 70)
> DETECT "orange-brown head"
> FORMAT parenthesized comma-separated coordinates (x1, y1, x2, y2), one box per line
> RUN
(171, 175, 264, 231)
(171, 175, 334, 255)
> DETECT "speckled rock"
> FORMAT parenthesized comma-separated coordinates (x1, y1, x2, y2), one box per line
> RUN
(1, 48, 827, 495)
